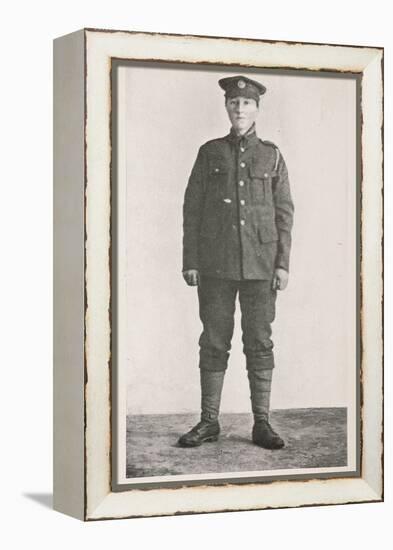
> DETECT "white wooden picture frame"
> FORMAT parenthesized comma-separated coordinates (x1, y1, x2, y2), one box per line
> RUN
(53, 28, 383, 520)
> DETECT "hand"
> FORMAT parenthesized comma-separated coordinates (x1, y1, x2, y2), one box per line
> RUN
(183, 269, 200, 286)
(272, 268, 289, 291)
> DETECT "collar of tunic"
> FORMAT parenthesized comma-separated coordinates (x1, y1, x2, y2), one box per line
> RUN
(226, 123, 259, 148)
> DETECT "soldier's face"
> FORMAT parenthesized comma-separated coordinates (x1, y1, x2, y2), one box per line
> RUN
(225, 96, 259, 134)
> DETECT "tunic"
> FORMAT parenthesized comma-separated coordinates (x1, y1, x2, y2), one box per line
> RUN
(183, 125, 294, 280)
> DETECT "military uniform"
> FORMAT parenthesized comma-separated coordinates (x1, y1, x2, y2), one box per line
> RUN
(179, 76, 294, 449)
(183, 126, 293, 280)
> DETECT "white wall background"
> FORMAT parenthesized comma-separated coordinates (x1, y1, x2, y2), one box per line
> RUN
(2, 1, 392, 549)
(122, 64, 357, 414)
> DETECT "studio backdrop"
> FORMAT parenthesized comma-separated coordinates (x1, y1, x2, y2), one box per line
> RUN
(114, 62, 357, 422)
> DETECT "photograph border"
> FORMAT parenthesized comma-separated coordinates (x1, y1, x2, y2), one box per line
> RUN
(53, 28, 383, 521)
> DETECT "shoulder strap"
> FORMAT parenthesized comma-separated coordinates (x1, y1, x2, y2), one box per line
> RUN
(259, 139, 280, 171)
(273, 147, 280, 171)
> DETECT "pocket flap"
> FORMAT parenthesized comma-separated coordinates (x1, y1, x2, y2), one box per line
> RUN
(250, 160, 272, 179)
(258, 224, 279, 243)
(209, 157, 229, 176)
(250, 170, 277, 180)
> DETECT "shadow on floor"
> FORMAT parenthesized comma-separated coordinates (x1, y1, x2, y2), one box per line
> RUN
(23, 493, 53, 509)
(126, 408, 347, 479)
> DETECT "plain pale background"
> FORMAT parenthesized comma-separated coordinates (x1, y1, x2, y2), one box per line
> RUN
(1, 1, 391, 548)
(122, 65, 357, 414)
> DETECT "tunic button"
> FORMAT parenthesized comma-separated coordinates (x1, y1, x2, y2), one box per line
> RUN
(264, 172, 268, 178)
(240, 162, 246, 168)
(215, 168, 220, 172)
(239, 180, 244, 186)
(240, 147, 245, 152)
(240, 220, 245, 226)
(240, 199, 245, 206)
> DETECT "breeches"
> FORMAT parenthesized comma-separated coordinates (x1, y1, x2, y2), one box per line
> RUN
(198, 276, 276, 372)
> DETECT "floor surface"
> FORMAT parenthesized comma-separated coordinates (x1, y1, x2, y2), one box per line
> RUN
(126, 408, 347, 478)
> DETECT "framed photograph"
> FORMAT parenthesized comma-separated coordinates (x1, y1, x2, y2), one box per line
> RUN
(53, 28, 383, 520)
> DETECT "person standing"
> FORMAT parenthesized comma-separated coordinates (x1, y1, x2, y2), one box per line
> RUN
(179, 76, 294, 450)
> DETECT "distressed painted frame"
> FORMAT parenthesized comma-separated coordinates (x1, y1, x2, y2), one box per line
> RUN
(53, 28, 383, 521)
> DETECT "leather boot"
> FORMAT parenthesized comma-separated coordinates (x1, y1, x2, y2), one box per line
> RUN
(178, 370, 225, 447)
(247, 367, 285, 449)
(252, 419, 284, 449)
(177, 419, 220, 447)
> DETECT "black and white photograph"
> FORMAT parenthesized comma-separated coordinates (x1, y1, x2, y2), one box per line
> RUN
(112, 60, 359, 487)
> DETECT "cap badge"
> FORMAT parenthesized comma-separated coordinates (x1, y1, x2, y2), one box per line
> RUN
(237, 80, 246, 89)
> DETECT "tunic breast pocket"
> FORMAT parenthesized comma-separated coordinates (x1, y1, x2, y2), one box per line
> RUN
(249, 162, 275, 205)
(208, 159, 229, 201)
